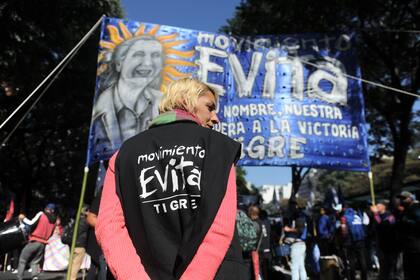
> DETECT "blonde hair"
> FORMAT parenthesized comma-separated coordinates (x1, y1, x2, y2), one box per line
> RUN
(159, 78, 217, 113)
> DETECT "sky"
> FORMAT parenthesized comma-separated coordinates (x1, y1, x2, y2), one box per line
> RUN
(119, 0, 293, 186)
(121, 0, 238, 33)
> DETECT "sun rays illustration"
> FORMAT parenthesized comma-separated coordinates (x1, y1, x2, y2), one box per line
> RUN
(98, 20, 196, 93)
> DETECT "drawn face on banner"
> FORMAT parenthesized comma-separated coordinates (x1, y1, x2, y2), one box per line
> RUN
(117, 38, 164, 88)
(90, 22, 196, 160)
(92, 36, 165, 145)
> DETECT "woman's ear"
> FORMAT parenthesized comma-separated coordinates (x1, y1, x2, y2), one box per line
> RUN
(180, 98, 191, 112)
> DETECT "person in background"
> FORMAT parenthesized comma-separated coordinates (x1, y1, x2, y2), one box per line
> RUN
(317, 206, 335, 256)
(244, 205, 265, 279)
(96, 78, 246, 279)
(69, 205, 90, 280)
(284, 201, 308, 280)
(258, 209, 272, 280)
(363, 202, 379, 273)
(370, 199, 398, 280)
(86, 188, 110, 280)
(391, 197, 405, 280)
(236, 205, 259, 280)
(397, 191, 420, 280)
(341, 205, 368, 280)
(16, 203, 57, 280)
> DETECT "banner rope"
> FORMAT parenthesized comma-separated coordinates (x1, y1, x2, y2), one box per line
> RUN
(0, 40, 81, 148)
(0, 15, 105, 132)
(380, 29, 420, 33)
(361, 29, 420, 34)
(293, 56, 420, 99)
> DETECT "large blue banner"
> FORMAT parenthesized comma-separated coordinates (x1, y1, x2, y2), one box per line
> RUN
(87, 17, 370, 171)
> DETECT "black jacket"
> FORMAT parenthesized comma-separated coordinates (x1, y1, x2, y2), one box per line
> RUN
(400, 202, 420, 253)
(115, 120, 245, 279)
(75, 216, 89, 248)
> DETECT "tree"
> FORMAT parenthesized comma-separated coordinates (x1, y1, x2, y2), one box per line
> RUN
(290, 166, 310, 200)
(236, 166, 251, 195)
(0, 0, 123, 214)
(313, 148, 420, 200)
(223, 0, 420, 198)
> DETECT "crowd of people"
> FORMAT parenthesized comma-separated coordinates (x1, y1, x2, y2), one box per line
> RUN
(2, 188, 419, 280)
(0, 199, 107, 280)
(235, 189, 420, 280)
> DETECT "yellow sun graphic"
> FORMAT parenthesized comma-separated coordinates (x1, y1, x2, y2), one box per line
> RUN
(98, 21, 196, 93)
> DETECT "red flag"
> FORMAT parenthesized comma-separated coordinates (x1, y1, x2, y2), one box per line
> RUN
(251, 250, 260, 279)
(4, 197, 14, 222)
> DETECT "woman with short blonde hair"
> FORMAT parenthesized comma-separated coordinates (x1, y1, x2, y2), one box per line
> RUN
(159, 78, 218, 113)
(97, 77, 246, 280)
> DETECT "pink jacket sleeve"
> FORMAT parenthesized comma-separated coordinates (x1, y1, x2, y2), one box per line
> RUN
(180, 166, 237, 280)
(96, 153, 151, 280)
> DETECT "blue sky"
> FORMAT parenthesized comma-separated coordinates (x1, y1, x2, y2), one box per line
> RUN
(121, 0, 238, 33)
(119, 0, 293, 186)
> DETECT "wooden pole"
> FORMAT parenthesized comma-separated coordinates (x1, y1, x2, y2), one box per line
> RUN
(66, 166, 89, 280)
(368, 171, 376, 205)
(3, 254, 8, 272)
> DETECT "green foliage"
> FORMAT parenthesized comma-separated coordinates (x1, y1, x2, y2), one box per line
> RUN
(236, 166, 250, 194)
(260, 203, 275, 215)
(315, 149, 420, 199)
(0, 0, 123, 214)
(315, 170, 368, 198)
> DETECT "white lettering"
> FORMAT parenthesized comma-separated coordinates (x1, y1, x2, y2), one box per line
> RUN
(290, 137, 307, 159)
(229, 52, 263, 97)
(195, 46, 227, 95)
